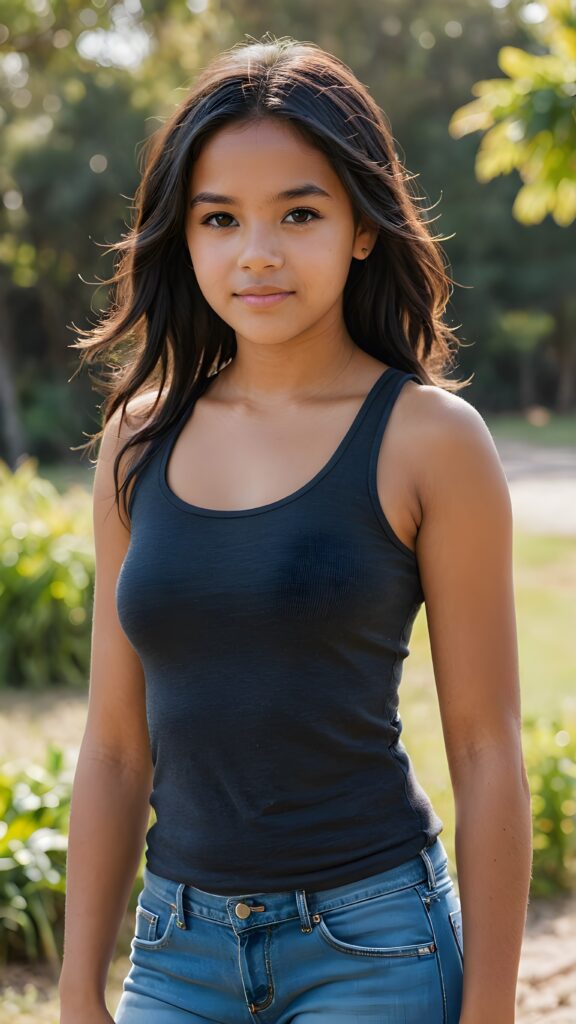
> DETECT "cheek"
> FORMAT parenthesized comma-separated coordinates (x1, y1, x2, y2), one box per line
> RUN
(295, 223, 353, 274)
(187, 237, 226, 295)
(303, 246, 354, 300)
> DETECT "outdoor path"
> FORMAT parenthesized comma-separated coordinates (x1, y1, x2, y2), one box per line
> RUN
(516, 892, 576, 1023)
(496, 440, 575, 536)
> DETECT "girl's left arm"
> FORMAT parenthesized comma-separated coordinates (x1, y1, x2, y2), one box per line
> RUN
(411, 387, 533, 1024)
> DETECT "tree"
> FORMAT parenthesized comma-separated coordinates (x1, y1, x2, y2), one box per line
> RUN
(449, 0, 576, 226)
(0, 0, 223, 464)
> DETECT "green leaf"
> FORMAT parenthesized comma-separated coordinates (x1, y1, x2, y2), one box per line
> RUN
(513, 181, 557, 223)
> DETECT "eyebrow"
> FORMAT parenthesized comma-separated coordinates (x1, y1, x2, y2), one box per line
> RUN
(189, 183, 332, 208)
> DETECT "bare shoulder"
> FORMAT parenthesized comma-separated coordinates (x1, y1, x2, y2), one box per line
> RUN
(401, 383, 521, 769)
(401, 379, 495, 448)
(401, 382, 507, 515)
(95, 389, 163, 518)
(374, 378, 504, 555)
(100, 389, 161, 455)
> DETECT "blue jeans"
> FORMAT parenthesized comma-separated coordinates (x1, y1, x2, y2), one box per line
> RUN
(115, 837, 464, 1023)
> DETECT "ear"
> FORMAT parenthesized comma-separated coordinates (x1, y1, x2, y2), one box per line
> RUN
(352, 218, 379, 261)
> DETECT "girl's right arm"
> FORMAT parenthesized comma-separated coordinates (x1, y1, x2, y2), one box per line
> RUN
(59, 402, 155, 1022)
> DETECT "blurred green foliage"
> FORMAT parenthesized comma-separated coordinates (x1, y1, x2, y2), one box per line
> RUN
(450, 0, 576, 226)
(0, 457, 93, 689)
(524, 712, 576, 896)
(0, 744, 70, 971)
(0, 743, 149, 971)
(0, 0, 575, 466)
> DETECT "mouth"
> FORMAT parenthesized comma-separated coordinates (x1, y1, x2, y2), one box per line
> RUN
(233, 292, 295, 308)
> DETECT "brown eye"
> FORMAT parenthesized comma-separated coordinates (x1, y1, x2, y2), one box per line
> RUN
(285, 208, 319, 224)
(202, 213, 236, 228)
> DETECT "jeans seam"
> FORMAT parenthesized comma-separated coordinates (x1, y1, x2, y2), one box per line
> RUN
(250, 926, 275, 1011)
(135, 905, 158, 942)
(415, 885, 448, 1024)
(449, 908, 465, 967)
(132, 911, 177, 950)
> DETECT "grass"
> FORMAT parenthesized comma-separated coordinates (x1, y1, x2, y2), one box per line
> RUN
(1, 525, 574, 1022)
(399, 528, 576, 872)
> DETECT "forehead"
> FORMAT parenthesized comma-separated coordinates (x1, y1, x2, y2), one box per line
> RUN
(189, 118, 341, 194)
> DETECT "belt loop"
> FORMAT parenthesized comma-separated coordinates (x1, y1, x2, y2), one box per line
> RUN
(295, 889, 313, 933)
(174, 881, 187, 930)
(419, 846, 437, 893)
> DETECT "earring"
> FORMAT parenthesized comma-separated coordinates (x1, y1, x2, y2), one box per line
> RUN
(362, 247, 369, 257)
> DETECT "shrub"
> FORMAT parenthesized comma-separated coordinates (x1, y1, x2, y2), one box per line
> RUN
(0, 457, 93, 689)
(524, 710, 576, 897)
(0, 744, 149, 971)
(0, 745, 71, 972)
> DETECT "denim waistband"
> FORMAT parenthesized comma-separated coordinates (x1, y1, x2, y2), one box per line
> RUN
(141, 837, 450, 934)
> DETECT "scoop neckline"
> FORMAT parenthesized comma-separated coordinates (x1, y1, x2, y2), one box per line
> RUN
(158, 365, 398, 518)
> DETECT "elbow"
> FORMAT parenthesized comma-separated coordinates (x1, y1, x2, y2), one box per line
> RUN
(450, 738, 531, 798)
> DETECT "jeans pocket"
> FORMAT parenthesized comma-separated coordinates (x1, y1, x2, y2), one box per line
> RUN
(132, 887, 177, 951)
(313, 882, 437, 958)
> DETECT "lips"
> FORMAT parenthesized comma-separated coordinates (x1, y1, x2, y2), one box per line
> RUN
(234, 291, 294, 308)
(234, 287, 293, 295)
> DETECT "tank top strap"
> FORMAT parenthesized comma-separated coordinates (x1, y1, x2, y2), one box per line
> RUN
(337, 365, 420, 467)
(317, 366, 420, 528)
(366, 366, 421, 507)
(126, 376, 214, 519)
(365, 367, 422, 460)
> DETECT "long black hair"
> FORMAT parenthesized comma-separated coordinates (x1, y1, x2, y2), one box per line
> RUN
(70, 34, 470, 526)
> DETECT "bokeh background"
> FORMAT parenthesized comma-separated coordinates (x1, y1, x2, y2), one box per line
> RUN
(0, 1, 575, 1021)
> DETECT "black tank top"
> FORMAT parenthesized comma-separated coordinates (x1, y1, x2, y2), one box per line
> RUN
(115, 365, 443, 893)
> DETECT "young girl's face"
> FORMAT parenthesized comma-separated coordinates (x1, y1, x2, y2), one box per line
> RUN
(185, 117, 374, 352)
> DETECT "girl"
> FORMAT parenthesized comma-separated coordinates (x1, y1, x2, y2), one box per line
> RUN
(59, 35, 532, 1024)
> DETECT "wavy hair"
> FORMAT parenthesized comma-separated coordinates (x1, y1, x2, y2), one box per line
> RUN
(70, 33, 471, 526)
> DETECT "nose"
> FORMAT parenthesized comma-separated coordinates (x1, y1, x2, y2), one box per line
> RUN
(237, 228, 284, 272)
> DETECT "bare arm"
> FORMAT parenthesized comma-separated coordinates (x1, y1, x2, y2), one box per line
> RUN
(58, 758, 152, 1018)
(59, 402, 155, 1018)
(412, 388, 532, 1024)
